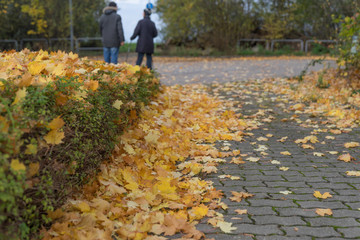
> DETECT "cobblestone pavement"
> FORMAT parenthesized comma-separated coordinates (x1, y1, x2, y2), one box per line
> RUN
(157, 60, 360, 239)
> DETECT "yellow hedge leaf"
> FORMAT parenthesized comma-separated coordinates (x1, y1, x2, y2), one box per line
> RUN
(48, 116, 65, 130)
(28, 162, 40, 177)
(25, 144, 38, 155)
(28, 61, 46, 75)
(10, 159, 26, 172)
(44, 129, 65, 145)
(12, 88, 27, 105)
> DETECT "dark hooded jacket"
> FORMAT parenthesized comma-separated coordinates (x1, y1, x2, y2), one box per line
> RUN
(130, 16, 158, 54)
(99, 6, 125, 48)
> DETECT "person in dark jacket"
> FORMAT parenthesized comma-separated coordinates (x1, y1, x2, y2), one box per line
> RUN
(99, 2, 125, 64)
(130, 8, 158, 70)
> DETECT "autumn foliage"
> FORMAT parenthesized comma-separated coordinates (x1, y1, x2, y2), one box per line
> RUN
(0, 49, 159, 238)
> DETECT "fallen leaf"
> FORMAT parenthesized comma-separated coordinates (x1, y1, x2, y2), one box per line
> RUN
(338, 153, 354, 162)
(330, 129, 342, 134)
(257, 137, 268, 141)
(328, 151, 338, 155)
(315, 208, 333, 216)
(313, 152, 325, 157)
(216, 221, 237, 233)
(271, 160, 281, 165)
(344, 142, 360, 148)
(266, 134, 273, 138)
(44, 129, 65, 145)
(313, 191, 332, 199)
(278, 137, 288, 142)
(279, 191, 292, 195)
(112, 100, 123, 110)
(280, 151, 292, 156)
(279, 167, 289, 171)
(246, 157, 260, 162)
(10, 159, 26, 172)
(302, 144, 314, 149)
(230, 191, 254, 202)
(48, 116, 65, 130)
(235, 209, 248, 215)
(346, 171, 360, 176)
(325, 136, 335, 140)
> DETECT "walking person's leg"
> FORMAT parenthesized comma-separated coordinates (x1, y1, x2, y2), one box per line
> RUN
(110, 47, 119, 64)
(136, 52, 145, 66)
(103, 47, 111, 63)
(146, 53, 153, 70)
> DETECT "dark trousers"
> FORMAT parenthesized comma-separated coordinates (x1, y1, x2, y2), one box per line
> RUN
(136, 52, 153, 70)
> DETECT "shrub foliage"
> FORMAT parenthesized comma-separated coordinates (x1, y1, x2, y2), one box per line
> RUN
(0, 49, 160, 239)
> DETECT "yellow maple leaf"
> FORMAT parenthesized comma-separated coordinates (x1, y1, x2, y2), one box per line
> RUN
(313, 191, 332, 199)
(10, 159, 26, 172)
(48, 116, 65, 130)
(72, 201, 91, 213)
(280, 151, 292, 156)
(344, 142, 360, 148)
(145, 131, 160, 144)
(44, 129, 65, 145)
(52, 63, 66, 76)
(189, 204, 208, 221)
(315, 208, 333, 216)
(12, 88, 27, 105)
(338, 153, 354, 162)
(28, 61, 46, 75)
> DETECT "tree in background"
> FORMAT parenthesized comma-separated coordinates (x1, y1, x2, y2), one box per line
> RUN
(0, 0, 105, 40)
(156, 0, 254, 52)
(156, 0, 360, 51)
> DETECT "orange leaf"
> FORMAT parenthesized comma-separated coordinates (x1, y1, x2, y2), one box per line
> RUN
(338, 153, 354, 162)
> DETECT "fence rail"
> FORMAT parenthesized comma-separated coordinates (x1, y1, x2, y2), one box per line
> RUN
(0, 38, 337, 53)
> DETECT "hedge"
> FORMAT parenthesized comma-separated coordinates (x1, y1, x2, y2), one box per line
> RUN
(0, 49, 160, 239)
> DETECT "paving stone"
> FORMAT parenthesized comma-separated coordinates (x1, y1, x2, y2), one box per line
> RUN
(231, 224, 283, 235)
(332, 209, 360, 218)
(269, 193, 315, 201)
(252, 215, 306, 226)
(337, 227, 360, 238)
(256, 236, 312, 240)
(304, 217, 360, 227)
(247, 199, 297, 207)
(222, 180, 266, 187)
(265, 181, 308, 188)
(205, 233, 255, 240)
(296, 201, 348, 209)
(281, 226, 340, 237)
(345, 202, 360, 210)
(245, 186, 289, 194)
(276, 207, 318, 217)
(305, 182, 354, 189)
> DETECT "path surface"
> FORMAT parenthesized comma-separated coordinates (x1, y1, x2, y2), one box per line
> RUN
(156, 59, 360, 239)
(156, 58, 336, 85)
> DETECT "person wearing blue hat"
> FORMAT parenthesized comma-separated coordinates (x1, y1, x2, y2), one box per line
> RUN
(99, 1, 125, 64)
(130, 8, 158, 70)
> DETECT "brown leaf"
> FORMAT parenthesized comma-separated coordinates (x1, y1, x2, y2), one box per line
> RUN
(230, 191, 254, 202)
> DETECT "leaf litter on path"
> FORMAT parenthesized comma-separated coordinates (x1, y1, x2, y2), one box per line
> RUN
(43, 84, 256, 239)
